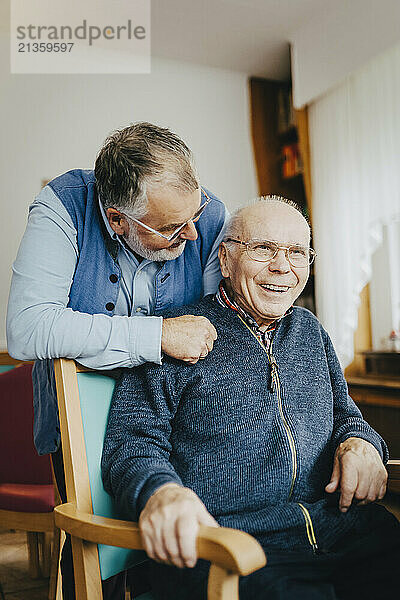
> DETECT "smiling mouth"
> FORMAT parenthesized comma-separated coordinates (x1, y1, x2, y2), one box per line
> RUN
(259, 284, 290, 293)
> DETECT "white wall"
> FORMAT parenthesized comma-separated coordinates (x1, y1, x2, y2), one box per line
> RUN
(0, 33, 257, 349)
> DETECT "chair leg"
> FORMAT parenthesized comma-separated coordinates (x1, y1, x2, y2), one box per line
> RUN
(41, 531, 52, 578)
(49, 527, 61, 600)
(207, 564, 239, 600)
(71, 536, 102, 600)
(27, 531, 41, 579)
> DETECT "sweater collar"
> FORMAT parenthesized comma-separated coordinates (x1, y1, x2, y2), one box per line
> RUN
(215, 280, 292, 342)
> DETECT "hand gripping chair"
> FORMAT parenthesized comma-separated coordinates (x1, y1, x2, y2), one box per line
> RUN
(0, 359, 60, 599)
(53, 358, 267, 600)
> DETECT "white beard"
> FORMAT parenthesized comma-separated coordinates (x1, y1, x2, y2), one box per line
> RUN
(123, 222, 187, 261)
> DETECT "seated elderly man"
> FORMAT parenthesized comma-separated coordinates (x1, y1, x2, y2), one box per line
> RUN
(102, 197, 399, 600)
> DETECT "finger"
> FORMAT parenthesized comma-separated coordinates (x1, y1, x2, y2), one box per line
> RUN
(325, 457, 340, 493)
(339, 466, 358, 512)
(162, 522, 185, 568)
(366, 477, 384, 503)
(205, 338, 214, 353)
(356, 480, 375, 505)
(176, 515, 198, 568)
(140, 528, 158, 562)
(354, 476, 371, 501)
(206, 322, 218, 341)
(141, 513, 170, 563)
(378, 481, 387, 500)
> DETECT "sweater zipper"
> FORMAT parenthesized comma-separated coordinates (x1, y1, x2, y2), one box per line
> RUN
(235, 315, 297, 498)
(298, 503, 319, 554)
(268, 339, 297, 499)
(235, 314, 319, 553)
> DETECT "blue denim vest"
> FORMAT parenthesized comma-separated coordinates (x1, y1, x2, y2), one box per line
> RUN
(32, 169, 226, 454)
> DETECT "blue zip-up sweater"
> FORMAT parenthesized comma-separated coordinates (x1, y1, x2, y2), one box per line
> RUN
(102, 297, 389, 556)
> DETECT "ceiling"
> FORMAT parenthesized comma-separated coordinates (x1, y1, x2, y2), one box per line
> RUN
(1, 0, 348, 81)
(151, 0, 343, 80)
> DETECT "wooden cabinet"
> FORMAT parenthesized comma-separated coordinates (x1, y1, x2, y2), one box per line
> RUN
(347, 376, 400, 457)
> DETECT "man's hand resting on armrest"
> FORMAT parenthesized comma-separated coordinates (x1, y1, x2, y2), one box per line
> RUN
(325, 437, 388, 513)
(139, 483, 219, 569)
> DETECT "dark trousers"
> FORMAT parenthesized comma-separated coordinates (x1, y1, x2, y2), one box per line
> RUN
(51, 446, 126, 600)
(148, 506, 400, 600)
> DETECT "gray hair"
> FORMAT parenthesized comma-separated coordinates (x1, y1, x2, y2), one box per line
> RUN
(95, 122, 199, 218)
(224, 195, 310, 241)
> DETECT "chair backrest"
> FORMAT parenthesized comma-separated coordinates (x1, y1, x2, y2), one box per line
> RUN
(54, 359, 146, 581)
(0, 364, 53, 485)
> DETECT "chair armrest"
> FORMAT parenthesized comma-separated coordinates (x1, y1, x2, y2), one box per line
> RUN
(387, 459, 400, 494)
(54, 503, 266, 576)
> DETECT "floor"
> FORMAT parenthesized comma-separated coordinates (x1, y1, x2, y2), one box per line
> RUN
(0, 530, 49, 600)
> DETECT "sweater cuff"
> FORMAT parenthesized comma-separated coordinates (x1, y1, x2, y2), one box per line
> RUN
(137, 473, 183, 515)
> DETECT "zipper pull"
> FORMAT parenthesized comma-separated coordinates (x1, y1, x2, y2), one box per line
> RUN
(269, 372, 275, 391)
(269, 355, 277, 391)
(312, 542, 320, 554)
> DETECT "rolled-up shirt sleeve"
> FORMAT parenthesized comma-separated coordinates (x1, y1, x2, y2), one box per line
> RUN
(6, 186, 162, 369)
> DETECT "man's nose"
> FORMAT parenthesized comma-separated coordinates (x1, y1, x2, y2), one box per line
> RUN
(179, 220, 198, 241)
(268, 249, 291, 272)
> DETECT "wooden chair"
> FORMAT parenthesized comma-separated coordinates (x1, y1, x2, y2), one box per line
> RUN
(53, 358, 267, 600)
(0, 355, 60, 599)
(53, 356, 400, 599)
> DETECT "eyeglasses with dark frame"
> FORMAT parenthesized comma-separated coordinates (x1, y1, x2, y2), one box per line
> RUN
(121, 188, 212, 242)
(225, 238, 317, 268)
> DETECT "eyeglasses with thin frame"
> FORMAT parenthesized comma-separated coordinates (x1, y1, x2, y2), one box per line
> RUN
(225, 238, 317, 268)
(120, 188, 212, 242)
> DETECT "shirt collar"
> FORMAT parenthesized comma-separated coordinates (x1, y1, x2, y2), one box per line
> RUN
(215, 280, 292, 334)
(98, 196, 122, 243)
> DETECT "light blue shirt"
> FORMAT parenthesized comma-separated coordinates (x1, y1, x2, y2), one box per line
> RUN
(6, 186, 228, 370)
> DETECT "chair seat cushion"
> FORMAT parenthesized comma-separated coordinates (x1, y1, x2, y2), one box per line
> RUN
(0, 483, 54, 513)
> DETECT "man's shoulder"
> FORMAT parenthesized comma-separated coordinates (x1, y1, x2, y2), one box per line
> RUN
(157, 295, 221, 319)
(196, 187, 227, 236)
(285, 306, 324, 337)
(290, 306, 320, 325)
(48, 169, 95, 195)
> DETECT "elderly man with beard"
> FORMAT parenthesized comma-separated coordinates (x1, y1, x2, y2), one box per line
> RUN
(6, 122, 228, 599)
(102, 197, 399, 600)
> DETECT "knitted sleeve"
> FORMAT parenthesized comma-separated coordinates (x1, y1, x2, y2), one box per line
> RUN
(101, 363, 184, 521)
(322, 328, 389, 462)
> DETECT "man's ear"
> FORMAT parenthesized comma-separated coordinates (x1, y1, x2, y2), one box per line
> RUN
(218, 243, 231, 278)
(106, 208, 128, 236)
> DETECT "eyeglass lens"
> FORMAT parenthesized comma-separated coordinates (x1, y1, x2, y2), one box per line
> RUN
(168, 200, 209, 241)
(247, 241, 313, 266)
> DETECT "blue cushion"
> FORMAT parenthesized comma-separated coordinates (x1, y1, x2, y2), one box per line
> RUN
(0, 366, 15, 374)
(77, 373, 148, 582)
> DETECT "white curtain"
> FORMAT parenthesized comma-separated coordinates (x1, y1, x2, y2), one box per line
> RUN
(308, 42, 400, 366)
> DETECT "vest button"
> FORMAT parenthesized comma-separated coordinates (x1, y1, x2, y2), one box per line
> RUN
(109, 274, 118, 283)
(106, 302, 115, 311)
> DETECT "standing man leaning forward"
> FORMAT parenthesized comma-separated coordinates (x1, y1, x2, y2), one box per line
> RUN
(6, 122, 228, 599)
(103, 198, 399, 600)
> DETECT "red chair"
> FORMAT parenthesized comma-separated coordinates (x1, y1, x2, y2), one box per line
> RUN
(0, 363, 59, 599)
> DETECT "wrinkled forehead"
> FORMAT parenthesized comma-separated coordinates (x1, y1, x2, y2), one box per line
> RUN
(240, 203, 310, 246)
